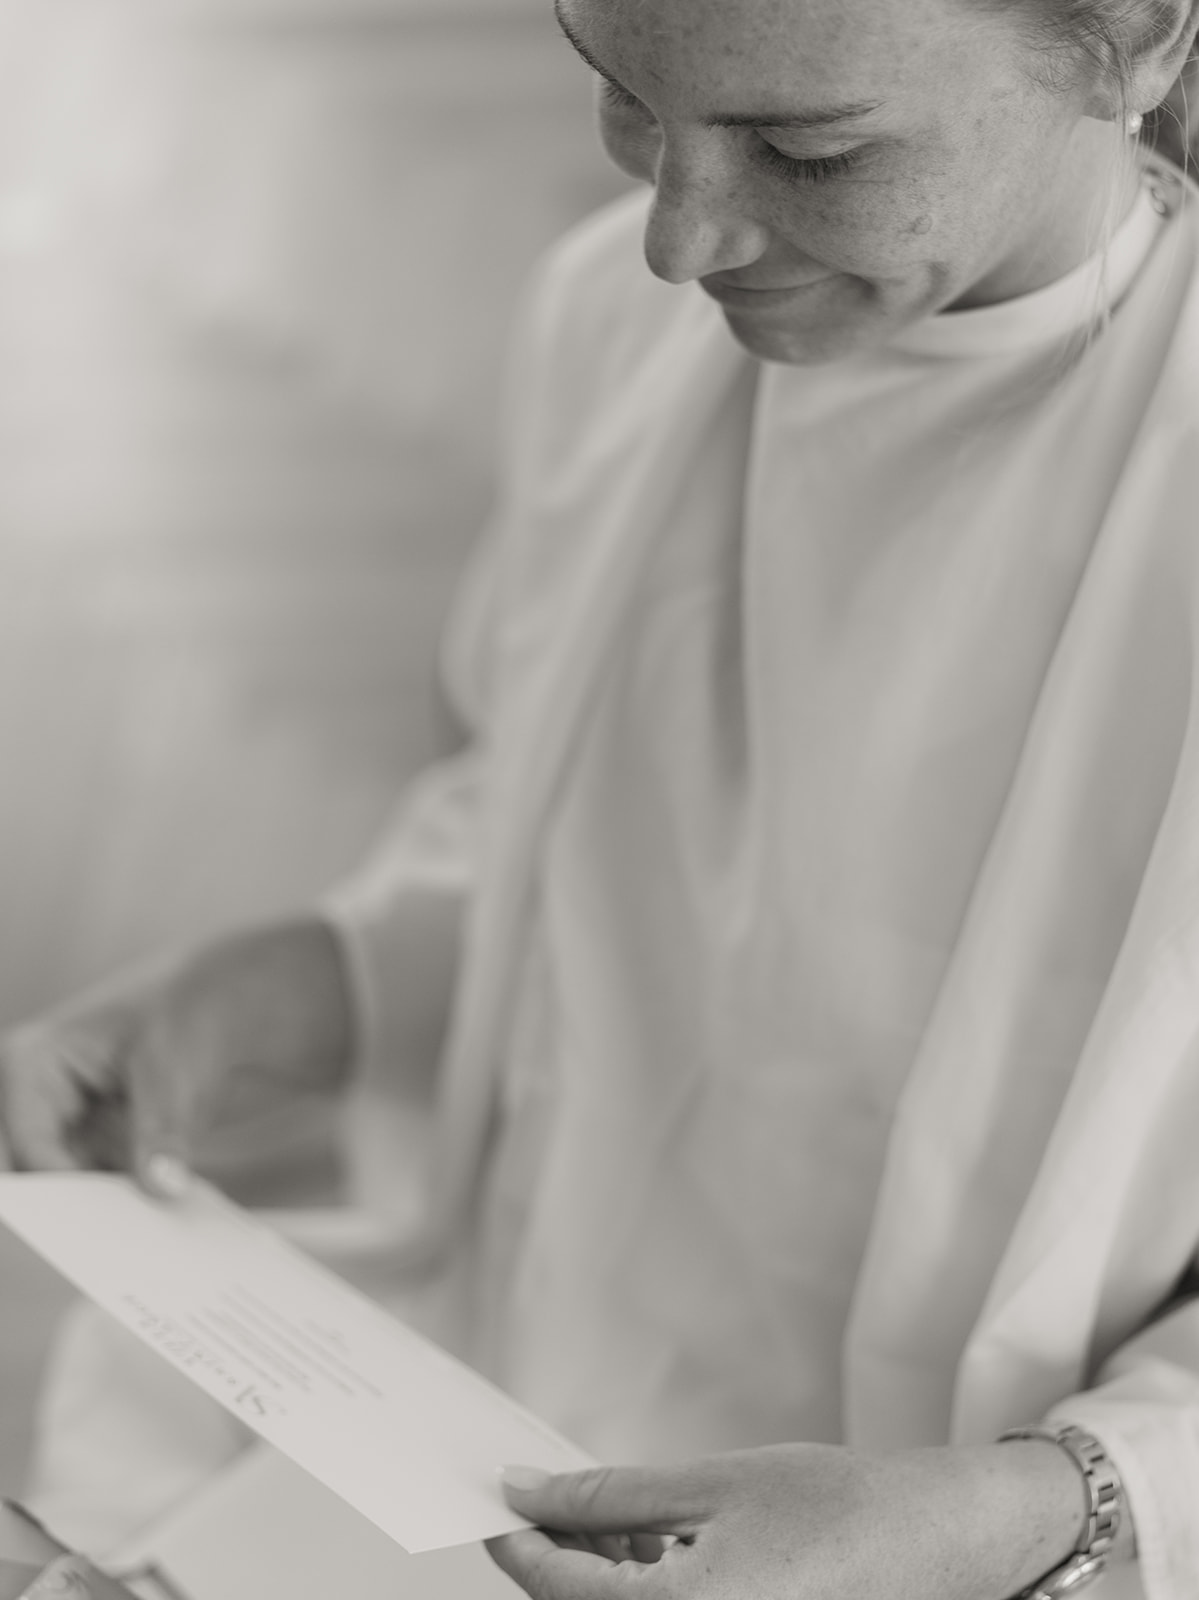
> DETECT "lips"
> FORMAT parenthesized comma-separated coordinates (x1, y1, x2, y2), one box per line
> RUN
(701, 277, 830, 310)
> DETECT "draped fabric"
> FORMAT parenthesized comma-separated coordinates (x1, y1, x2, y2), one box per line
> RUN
(329, 162, 1199, 1598)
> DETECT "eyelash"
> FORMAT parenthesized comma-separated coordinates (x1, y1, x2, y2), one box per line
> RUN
(598, 80, 860, 186)
(755, 143, 860, 185)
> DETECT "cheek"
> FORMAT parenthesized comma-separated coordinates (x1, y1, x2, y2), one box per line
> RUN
(772, 166, 962, 281)
(770, 187, 916, 274)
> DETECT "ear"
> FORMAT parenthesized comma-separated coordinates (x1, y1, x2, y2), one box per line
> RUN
(1123, 0, 1199, 117)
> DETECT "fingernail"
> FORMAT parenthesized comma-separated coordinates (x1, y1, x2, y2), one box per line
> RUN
(143, 1153, 191, 1201)
(500, 1465, 552, 1493)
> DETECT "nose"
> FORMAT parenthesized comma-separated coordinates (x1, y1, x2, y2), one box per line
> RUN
(643, 145, 771, 284)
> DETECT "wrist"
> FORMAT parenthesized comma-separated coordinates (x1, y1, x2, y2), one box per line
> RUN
(950, 1441, 1087, 1599)
(188, 919, 355, 1093)
(997, 1423, 1132, 1595)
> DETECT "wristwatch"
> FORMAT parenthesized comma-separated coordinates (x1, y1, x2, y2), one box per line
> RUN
(997, 1423, 1123, 1599)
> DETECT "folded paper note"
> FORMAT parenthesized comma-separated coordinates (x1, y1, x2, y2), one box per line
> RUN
(0, 1175, 594, 1553)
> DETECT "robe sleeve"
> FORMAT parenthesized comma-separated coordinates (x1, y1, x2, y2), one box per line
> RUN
(1041, 440, 1199, 1600)
(315, 229, 563, 1099)
(316, 190, 657, 1105)
(318, 517, 501, 1094)
(1046, 1294, 1199, 1600)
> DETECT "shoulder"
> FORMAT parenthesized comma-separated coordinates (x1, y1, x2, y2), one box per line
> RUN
(490, 185, 729, 515)
(517, 187, 701, 399)
(535, 185, 653, 300)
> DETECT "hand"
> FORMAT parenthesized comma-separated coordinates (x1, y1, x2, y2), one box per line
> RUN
(487, 1440, 1089, 1600)
(0, 918, 353, 1193)
(13, 1553, 137, 1598)
(0, 1501, 139, 1597)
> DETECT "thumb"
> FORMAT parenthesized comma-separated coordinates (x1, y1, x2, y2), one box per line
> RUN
(127, 1026, 192, 1200)
(500, 1462, 712, 1537)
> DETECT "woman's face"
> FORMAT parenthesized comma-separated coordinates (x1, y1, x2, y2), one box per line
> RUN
(559, 0, 1125, 362)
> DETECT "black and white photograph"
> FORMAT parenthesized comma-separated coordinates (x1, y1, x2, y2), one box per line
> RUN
(0, 0, 1197, 1596)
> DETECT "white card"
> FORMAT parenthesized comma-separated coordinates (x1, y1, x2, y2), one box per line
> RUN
(0, 1174, 594, 1553)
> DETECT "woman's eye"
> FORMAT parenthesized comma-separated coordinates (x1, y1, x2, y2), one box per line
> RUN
(599, 79, 653, 117)
(756, 141, 861, 185)
(595, 80, 859, 185)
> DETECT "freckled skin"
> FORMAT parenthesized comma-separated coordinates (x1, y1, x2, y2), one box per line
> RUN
(566, 0, 1137, 363)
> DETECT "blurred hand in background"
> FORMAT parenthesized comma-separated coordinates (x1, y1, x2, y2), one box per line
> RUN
(0, 920, 353, 1193)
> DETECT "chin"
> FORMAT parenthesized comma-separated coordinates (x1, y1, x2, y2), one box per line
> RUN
(719, 300, 895, 367)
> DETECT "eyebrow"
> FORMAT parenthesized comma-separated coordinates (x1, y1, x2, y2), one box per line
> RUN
(552, 0, 883, 130)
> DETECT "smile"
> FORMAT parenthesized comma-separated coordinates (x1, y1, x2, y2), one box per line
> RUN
(701, 278, 831, 310)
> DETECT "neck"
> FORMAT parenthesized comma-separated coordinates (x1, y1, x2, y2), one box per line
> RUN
(953, 119, 1143, 310)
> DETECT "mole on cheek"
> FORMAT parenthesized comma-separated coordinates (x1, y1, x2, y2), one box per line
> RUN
(909, 213, 933, 236)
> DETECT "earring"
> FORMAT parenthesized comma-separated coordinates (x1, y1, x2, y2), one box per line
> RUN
(1127, 110, 1145, 137)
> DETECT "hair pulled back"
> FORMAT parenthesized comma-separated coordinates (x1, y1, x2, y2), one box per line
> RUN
(1004, 0, 1198, 168)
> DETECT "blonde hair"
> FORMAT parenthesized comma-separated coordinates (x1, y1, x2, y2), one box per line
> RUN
(997, 1, 1197, 168)
(1144, 49, 1197, 168)
(974, 2, 1197, 354)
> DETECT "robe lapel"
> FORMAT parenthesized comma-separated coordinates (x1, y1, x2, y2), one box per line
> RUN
(950, 769, 1199, 1442)
(845, 329, 1199, 1449)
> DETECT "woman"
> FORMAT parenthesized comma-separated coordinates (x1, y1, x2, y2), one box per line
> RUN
(4, 0, 1199, 1596)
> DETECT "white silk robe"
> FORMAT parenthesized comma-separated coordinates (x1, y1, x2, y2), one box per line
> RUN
(329, 162, 1199, 1600)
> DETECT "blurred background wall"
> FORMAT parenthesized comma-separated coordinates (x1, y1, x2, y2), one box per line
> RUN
(0, 0, 628, 1497)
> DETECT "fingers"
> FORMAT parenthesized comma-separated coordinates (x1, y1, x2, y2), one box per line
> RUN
(19, 1555, 96, 1593)
(548, 1532, 662, 1565)
(588, 1534, 639, 1566)
(126, 1023, 192, 1198)
(0, 987, 192, 1191)
(500, 1464, 711, 1538)
(0, 1028, 96, 1171)
(487, 1528, 658, 1600)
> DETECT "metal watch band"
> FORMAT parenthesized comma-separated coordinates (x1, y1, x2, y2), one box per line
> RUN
(1019, 1553, 1107, 1600)
(997, 1422, 1123, 1600)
